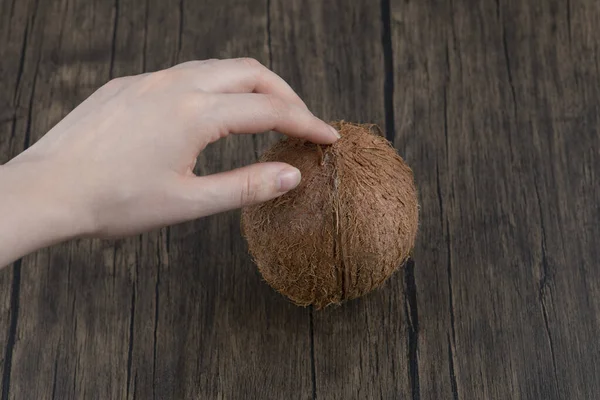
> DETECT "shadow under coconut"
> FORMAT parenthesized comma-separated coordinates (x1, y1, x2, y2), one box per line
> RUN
(307, 261, 413, 396)
(206, 234, 415, 396)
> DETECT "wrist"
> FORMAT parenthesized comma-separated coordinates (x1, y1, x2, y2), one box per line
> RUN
(0, 160, 92, 265)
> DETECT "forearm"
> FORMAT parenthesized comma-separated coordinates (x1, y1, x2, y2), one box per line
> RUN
(0, 161, 86, 268)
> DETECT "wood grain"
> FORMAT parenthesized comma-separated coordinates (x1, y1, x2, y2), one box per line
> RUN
(392, 0, 600, 398)
(0, 0, 599, 399)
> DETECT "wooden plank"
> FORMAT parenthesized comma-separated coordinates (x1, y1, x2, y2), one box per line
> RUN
(0, 0, 36, 396)
(503, 0, 600, 397)
(391, 0, 600, 398)
(389, 2, 459, 398)
(269, 1, 412, 398)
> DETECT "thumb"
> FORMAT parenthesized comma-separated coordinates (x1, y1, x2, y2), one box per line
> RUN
(181, 162, 301, 218)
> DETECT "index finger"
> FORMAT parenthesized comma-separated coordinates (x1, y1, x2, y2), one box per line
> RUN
(171, 58, 309, 110)
(208, 93, 340, 145)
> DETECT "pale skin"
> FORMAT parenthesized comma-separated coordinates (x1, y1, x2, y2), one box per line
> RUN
(0, 58, 339, 268)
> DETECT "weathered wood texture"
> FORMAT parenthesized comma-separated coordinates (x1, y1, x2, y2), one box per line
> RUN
(392, 0, 600, 398)
(1, 0, 599, 399)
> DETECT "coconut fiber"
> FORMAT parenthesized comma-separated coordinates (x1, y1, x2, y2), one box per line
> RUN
(241, 121, 419, 309)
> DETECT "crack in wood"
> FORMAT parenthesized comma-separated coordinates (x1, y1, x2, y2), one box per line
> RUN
(497, 4, 517, 164)
(443, 86, 450, 165)
(165, 228, 171, 261)
(133, 373, 138, 399)
(177, 0, 184, 60)
(142, 0, 149, 73)
(126, 285, 136, 400)
(447, 334, 459, 400)
(51, 351, 59, 400)
(1, 260, 21, 400)
(447, 0, 462, 77)
(22, 17, 42, 152)
(380, 0, 395, 142)
(309, 308, 317, 400)
(23, 66, 38, 151)
(438, 162, 460, 399)
(266, 0, 273, 70)
(151, 260, 160, 400)
(500, 10, 518, 123)
(404, 259, 420, 400)
(8, 0, 17, 20)
(440, 76, 460, 398)
(72, 349, 78, 397)
(446, 220, 458, 372)
(534, 180, 559, 389)
(12, 24, 28, 105)
(112, 245, 118, 286)
(109, 0, 119, 79)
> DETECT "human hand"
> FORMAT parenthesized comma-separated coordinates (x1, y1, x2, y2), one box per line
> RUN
(3, 58, 338, 242)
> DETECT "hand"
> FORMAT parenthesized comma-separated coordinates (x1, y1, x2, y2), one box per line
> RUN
(0, 58, 338, 266)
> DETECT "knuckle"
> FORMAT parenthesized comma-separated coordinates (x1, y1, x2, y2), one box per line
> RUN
(98, 77, 126, 94)
(240, 174, 261, 206)
(137, 69, 174, 91)
(95, 76, 138, 99)
(150, 69, 172, 83)
(236, 57, 263, 69)
(178, 93, 218, 130)
(106, 77, 125, 87)
(178, 92, 203, 115)
(236, 57, 269, 88)
(265, 95, 287, 120)
(177, 60, 207, 69)
(178, 59, 219, 68)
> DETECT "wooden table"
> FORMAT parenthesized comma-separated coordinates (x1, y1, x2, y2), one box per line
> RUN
(1, 0, 599, 398)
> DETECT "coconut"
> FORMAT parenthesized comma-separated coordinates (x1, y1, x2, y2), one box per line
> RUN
(241, 121, 419, 309)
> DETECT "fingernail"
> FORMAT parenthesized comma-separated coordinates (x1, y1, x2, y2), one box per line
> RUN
(276, 167, 302, 192)
(329, 126, 341, 139)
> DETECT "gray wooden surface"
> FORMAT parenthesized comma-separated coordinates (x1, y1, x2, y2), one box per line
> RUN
(1, 0, 599, 398)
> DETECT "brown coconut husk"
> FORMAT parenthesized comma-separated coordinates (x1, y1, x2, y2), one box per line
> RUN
(241, 121, 419, 309)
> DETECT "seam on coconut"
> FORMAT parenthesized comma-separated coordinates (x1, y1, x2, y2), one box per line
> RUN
(331, 143, 347, 305)
(315, 139, 346, 308)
